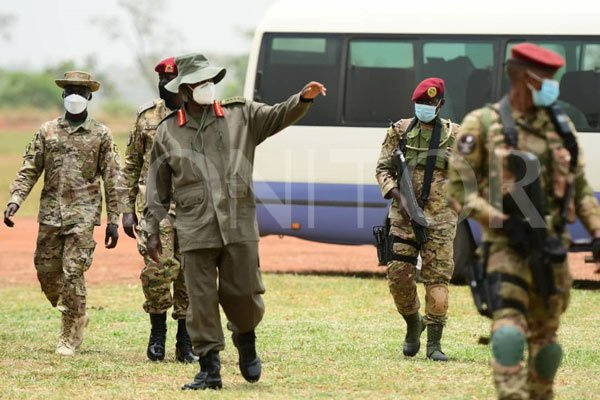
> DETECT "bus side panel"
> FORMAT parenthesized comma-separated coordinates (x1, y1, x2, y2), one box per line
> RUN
(254, 181, 388, 244)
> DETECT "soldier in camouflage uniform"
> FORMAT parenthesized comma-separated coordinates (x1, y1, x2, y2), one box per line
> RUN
(447, 43, 600, 399)
(3, 71, 121, 356)
(376, 78, 459, 362)
(121, 57, 197, 363)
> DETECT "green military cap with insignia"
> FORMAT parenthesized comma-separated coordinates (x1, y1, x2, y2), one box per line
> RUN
(165, 53, 226, 93)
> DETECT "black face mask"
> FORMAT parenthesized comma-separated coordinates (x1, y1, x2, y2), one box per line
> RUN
(158, 80, 177, 103)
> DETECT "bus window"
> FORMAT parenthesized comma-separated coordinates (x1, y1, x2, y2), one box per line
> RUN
(583, 44, 600, 70)
(256, 34, 342, 126)
(422, 41, 495, 122)
(343, 39, 415, 125)
(504, 40, 600, 131)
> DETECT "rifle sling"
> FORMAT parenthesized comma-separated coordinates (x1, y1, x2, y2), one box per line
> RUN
(420, 118, 442, 204)
(498, 96, 579, 234)
(398, 118, 419, 152)
(499, 96, 519, 147)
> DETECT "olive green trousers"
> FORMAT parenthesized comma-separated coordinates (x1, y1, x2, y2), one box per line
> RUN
(182, 241, 265, 357)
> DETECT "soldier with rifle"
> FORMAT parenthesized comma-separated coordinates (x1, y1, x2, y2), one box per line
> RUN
(448, 43, 600, 399)
(375, 77, 459, 362)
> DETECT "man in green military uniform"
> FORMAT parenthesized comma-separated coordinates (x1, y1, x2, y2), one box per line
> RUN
(3, 71, 121, 356)
(447, 43, 600, 399)
(144, 53, 326, 390)
(375, 77, 459, 361)
(121, 57, 197, 363)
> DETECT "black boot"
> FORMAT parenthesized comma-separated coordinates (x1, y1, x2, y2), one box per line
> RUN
(147, 313, 167, 361)
(181, 350, 222, 390)
(176, 319, 199, 363)
(232, 331, 261, 383)
(402, 312, 424, 357)
(426, 324, 449, 362)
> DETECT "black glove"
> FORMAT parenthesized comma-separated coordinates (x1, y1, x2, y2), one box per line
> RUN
(502, 215, 531, 257)
(122, 212, 138, 239)
(3, 203, 19, 227)
(105, 223, 119, 249)
(592, 237, 600, 262)
(147, 233, 162, 263)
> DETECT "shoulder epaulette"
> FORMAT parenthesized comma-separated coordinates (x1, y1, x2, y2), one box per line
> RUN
(221, 96, 246, 106)
(137, 100, 158, 116)
(392, 118, 414, 136)
(157, 109, 178, 127)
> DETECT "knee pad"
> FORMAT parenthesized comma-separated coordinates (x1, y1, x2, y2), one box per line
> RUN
(425, 284, 448, 316)
(491, 325, 525, 367)
(533, 343, 563, 380)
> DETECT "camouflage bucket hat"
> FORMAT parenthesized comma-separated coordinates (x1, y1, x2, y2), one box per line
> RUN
(55, 70, 101, 92)
(165, 53, 226, 93)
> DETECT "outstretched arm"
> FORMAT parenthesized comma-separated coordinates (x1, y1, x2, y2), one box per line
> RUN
(249, 81, 327, 144)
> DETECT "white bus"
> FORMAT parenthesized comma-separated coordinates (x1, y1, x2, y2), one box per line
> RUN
(244, 0, 600, 278)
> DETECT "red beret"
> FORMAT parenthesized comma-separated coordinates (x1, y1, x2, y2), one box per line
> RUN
(154, 57, 178, 75)
(412, 77, 445, 102)
(511, 43, 564, 71)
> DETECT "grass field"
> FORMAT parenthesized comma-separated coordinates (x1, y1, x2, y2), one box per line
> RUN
(0, 130, 129, 217)
(0, 275, 599, 399)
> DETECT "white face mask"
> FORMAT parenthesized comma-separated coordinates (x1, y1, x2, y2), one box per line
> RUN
(64, 94, 88, 114)
(191, 82, 215, 105)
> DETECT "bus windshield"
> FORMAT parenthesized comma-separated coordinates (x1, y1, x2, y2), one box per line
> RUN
(255, 33, 600, 132)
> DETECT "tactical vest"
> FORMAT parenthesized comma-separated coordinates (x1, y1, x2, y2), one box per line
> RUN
(404, 119, 454, 170)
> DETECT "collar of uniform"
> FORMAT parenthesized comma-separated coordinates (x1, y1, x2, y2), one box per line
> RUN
(181, 104, 218, 130)
(410, 119, 449, 141)
(59, 114, 94, 134)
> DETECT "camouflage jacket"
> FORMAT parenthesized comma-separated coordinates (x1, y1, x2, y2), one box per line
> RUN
(121, 98, 175, 216)
(375, 118, 459, 231)
(144, 93, 311, 252)
(447, 102, 600, 242)
(8, 116, 121, 227)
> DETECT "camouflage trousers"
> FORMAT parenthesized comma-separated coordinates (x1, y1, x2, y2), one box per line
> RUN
(386, 214, 456, 326)
(487, 245, 571, 400)
(34, 224, 96, 319)
(137, 217, 188, 320)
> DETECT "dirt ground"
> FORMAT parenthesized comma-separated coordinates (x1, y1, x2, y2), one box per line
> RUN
(0, 218, 598, 286)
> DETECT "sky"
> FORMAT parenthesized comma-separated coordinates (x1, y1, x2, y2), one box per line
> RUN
(0, 0, 279, 70)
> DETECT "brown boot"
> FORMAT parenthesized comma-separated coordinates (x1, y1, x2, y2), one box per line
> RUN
(73, 313, 89, 350)
(56, 314, 76, 356)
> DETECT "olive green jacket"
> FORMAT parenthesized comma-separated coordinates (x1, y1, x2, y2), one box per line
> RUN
(144, 92, 311, 251)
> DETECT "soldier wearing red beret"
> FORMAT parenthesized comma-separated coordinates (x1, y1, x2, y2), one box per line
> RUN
(120, 57, 198, 364)
(376, 77, 460, 362)
(448, 43, 600, 398)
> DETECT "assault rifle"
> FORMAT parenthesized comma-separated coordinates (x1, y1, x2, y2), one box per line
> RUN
(391, 148, 428, 246)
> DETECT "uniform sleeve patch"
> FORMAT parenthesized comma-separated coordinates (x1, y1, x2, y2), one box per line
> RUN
(457, 134, 476, 155)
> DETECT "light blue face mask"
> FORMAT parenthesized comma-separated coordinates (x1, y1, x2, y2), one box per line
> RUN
(414, 103, 438, 123)
(527, 71, 560, 107)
